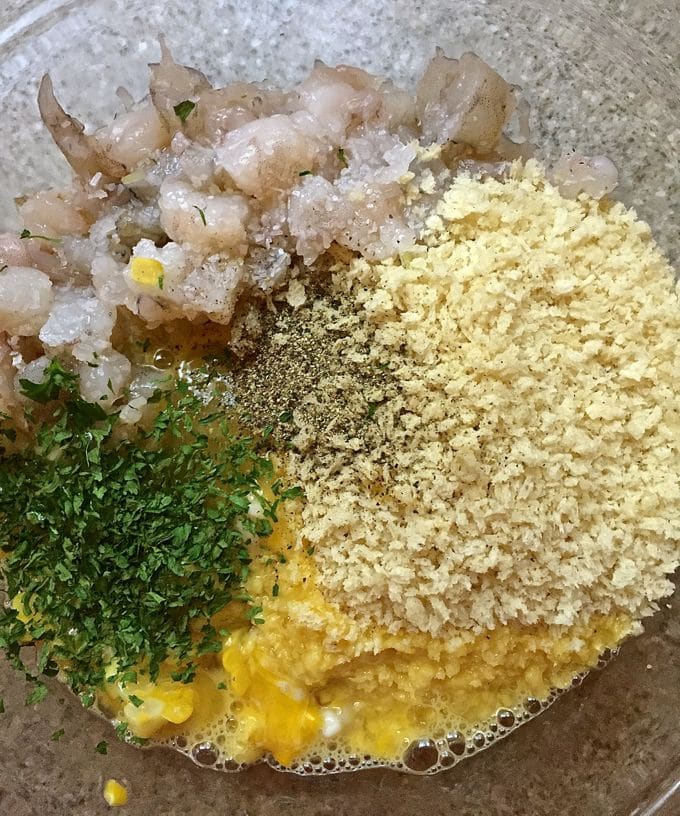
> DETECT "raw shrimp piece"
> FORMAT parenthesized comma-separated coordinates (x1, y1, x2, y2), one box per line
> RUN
(247, 246, 291, 293)
(178, 255, 250, 324)
(342, 129, 417, 185)
(0, 267, 54, 336)
(184, 82, 287, 144)
(93, 105, 170, 171)
(77, 348, 132, 406)
(149, 38, 212, 133)
(295, 63, 381, 143)
(92, 254, 136, 310)
(216, 115, 320, 199)
(39, 286, 115, 358)
(38, 75, 127, 181)
(158, 180, 249, 256)
(552, 154, 619, 199)
(288, 175, 352, 263)
(0, 233, 58, 276)
(18, 187, 101, 238)
(417, 51, 516, 152)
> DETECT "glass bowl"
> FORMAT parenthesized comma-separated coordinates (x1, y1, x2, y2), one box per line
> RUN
(0, 1, 677, 814)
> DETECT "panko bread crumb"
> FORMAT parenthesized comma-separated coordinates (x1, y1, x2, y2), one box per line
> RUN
(292, 160, 680, 636)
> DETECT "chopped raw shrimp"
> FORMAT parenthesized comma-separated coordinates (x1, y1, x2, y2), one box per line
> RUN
(0, 267, 54, 336)
(18, 187, 103, 238)
(38, 75, 127, 181)
(288, 175, 352, 263)
(178, 255, 250, 324)
(0, 232, 59, 276)
(294, 63, 382, 144)
(185, 83, 288, 145)
(93, 105, 170, 170)
(216, 115, 320, 199)
(552, 153, 619, 199)
(148, 38, 212, 133)
(417, 51, 516, 153)
(158, 180, 250, 255)
(39, 286, 115, 359)
(77, 348, 132, 406)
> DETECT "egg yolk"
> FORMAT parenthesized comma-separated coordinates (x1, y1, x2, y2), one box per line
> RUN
(99, 509, 635, 768)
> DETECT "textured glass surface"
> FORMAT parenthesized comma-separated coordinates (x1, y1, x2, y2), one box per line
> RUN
(0, 2, 677, 814)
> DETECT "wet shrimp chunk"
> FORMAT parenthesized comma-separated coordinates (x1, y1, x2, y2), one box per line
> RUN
(0, 42, 617, 416)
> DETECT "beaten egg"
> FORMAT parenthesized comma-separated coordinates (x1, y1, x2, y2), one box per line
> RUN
(98, 507, 634, 772)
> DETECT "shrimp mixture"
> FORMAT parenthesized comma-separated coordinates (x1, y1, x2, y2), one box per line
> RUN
(0, 43, 677, 777)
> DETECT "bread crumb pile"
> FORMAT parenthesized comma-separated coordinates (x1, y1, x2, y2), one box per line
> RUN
(291, 160, 680, 636)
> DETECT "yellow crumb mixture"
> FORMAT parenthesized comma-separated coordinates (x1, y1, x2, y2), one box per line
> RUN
(99, 163, 678, 770)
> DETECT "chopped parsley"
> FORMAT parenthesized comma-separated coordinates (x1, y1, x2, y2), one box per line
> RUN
(272, 583, 279, 597)
(50, 728, 65, 742)
(337, 147, 348, 167)
(173, 100, 196, 123)
(115, 722, 129, 741)
(0, 360, 297, 702)
(19, 229, 60, 243)
(95, 740, 109, 755)
(157, 273, 164, 290)
(193, 206, 207, 225)
(25, 683, 48, 706)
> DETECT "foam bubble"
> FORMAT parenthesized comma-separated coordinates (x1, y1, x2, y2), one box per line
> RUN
(157, 657, 614, 776)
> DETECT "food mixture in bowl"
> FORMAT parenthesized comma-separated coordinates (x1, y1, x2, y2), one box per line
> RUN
(0, 41, 678, 775)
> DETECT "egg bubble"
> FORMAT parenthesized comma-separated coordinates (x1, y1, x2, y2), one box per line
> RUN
(403, 739, 439, 773)
(445, 731, 466, 755)
(192, 741, 220, 766)
(496, 709, 515, 729)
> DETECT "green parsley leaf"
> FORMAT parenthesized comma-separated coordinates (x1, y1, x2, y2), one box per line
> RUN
(281, 485, 304, 500)
(127, 694, 144, 708)
(193, 206, 207, 226)
(158, 273, 164, 290)
(115, 722, 129, 741)
(19, 359, 77, 404)
(95, 740, 108, 754)
(278, 410, 293, 423)
(81, 691, 95, 708)
(216, 681, 227, 690)
(50, 728, 65, 742)
(20, 229, 61, 243)
(272, 583, 279, 597)
(25, 683, 48, 706)
(173, 100, 196, 122)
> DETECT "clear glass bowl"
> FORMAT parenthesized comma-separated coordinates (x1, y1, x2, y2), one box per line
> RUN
(0, 2, 677, 814)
